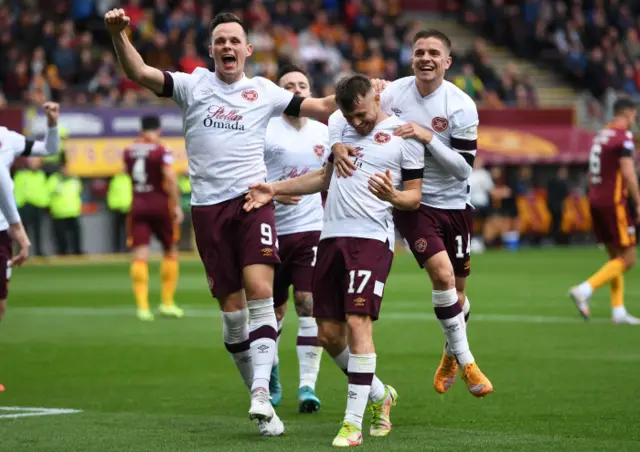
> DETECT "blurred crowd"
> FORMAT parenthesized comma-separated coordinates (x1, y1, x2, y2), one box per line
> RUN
(457, 0, 640, 103)
(448, 37, 539, 108)
(0, 0, 541, 109)
(0, 0, 419, 107)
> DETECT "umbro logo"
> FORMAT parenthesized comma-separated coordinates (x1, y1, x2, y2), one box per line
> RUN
(257, 344, 269, 353)
(391, 107, 402, 116)
(348, 390, 358, 400)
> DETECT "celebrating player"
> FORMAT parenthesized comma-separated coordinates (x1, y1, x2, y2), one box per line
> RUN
(263, 65, 327, 412)
(105, 9, 337, 435)
(330, 29, 493, 397)
(0, 102, 61, 321)
(569, 98, 640, 324)
(245, 74, 424, 447)
(124, 115, 184, 322)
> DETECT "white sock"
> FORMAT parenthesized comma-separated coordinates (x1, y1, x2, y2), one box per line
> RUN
(331, 346, 385, 402)
(445, 296, 471, 357)
(344, 353, 376, 429)
(612, 306, 627, 318)
(273, 316, 284, 367)
(433, 289, 474, 366)
(248, 298, 277, 392)
(297, 316, 322, 390)
(577, 281, 594, 298)
(222, 308, 253, 391)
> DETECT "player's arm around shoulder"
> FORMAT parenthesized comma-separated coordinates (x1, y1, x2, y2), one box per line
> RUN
(299, 96, 337, 122)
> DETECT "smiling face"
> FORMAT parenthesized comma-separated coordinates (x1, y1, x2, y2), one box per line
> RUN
(209, 21, 252, 82)
(412, 36, 451, 85)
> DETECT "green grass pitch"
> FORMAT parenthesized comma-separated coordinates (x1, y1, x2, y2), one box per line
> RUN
(1, 248, 639, 451)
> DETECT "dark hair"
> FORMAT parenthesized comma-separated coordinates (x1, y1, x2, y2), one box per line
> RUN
(335, 74, 373, 112)
(141, 115, 161, 131)
(613, 97, 637, 115)
(412, 28, 452, 51)
(277, 64, 308, 82)
(208, 12, 247, 36)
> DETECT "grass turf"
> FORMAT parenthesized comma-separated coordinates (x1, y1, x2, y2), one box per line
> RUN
(1, 247, 639, 451)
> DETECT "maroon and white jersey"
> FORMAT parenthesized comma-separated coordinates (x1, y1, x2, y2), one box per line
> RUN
(324, 113, 424, 247)
(588, 125, 635, 207)
(123, 138, 172, 214)
(329, 78, 478, 210)
(160, 68, 295, 206)
(264, 117, 329, 235)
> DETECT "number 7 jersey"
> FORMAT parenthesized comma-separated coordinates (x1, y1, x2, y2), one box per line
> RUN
(588, 125, 635, 208)
(123, 138, 174, 214)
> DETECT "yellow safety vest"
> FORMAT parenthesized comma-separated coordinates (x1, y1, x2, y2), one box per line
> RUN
(14, 170, 50, 208)
(107, 174, 133, 213)
(47, 173, 82, 219)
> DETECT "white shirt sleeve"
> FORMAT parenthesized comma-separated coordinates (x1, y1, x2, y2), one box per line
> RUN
(328, 110, 348, 147)
(401, 138, 426, 171)
(261, 78, 295, 117)
(163, 70, 199, 107)
(0, 164, 20, 225)
(450, 104, 479, 155)
(29, 126, 60, 157)
(379, 87, 394, 115)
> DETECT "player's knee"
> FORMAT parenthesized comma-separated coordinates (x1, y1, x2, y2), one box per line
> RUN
(0, 299, 6, 321)
(219, 291, 247, 312)
(244, 281, 272, 302)
(429, 266, 455, 290)
(293, 291, 313, 317)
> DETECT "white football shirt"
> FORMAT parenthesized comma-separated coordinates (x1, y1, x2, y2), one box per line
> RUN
(329, 78, 478, 210)
(0, 126, 60, 230)
(323, 113, 424, 248)
(163, 68, 295, 206)
(264, 117, 329, 236)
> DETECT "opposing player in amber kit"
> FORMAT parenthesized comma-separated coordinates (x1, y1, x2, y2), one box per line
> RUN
(124, 115, 184, 321)
(569, 98, 640, 324)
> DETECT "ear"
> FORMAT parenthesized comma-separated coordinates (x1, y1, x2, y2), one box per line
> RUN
(246, 43, 253, 58)
(375, 93, 380, 105)
(444, 55, 452, 70)
(208, 45, 213, 59)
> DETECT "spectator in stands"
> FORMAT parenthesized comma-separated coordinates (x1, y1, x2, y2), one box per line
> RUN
(454, 63, 484, 101)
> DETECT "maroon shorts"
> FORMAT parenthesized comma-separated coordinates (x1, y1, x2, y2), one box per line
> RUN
(393, 204, 472, 277)
(590, 203, 636, 248)
(274, 231, 321, 308)
(192, 195, 280, 299)
(312, 237, 393, 321)
(127, 209, 178, 251)
(0, 231, 12, 299)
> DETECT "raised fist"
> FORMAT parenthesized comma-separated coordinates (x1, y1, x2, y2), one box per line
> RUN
(104, 8, 131, 35)
(43, 102, 59, 126)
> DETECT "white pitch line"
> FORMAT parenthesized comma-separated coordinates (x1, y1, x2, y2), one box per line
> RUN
(9, 306, 606, 324)
(0, 406, 83, 420)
